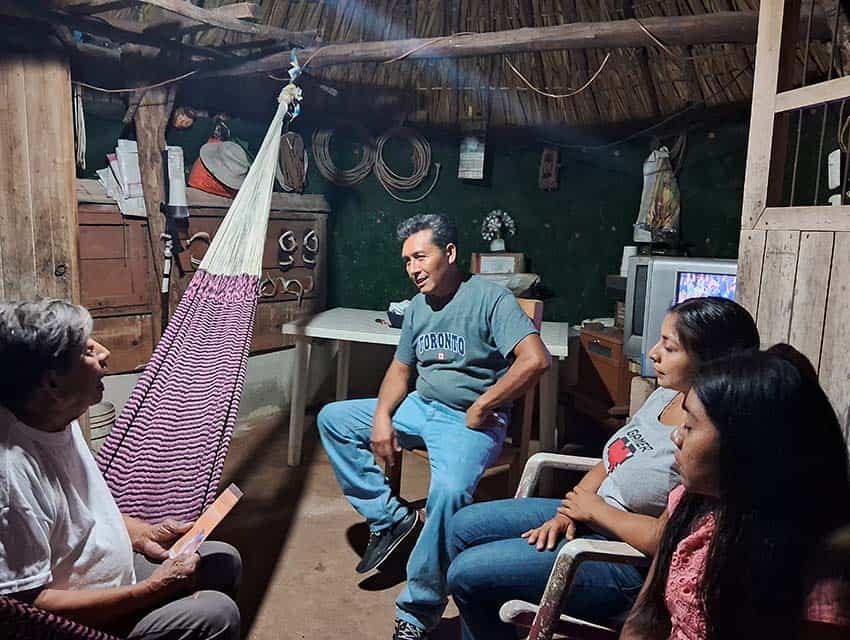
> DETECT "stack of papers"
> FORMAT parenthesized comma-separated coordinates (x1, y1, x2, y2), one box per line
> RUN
(95, 139, 146, 218)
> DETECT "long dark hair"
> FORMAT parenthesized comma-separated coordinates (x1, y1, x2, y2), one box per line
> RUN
(669, 297, 760, 364)
(631, 346, 850, 639)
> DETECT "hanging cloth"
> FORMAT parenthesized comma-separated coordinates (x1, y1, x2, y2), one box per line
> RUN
(633, 146, 681, 244)
(96, 76, 304, 522)
(276, 131, 308, 193)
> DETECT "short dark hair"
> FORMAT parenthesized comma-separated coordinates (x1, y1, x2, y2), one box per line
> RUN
(0, 299, 92, 409)
(396, 214, 458, 250)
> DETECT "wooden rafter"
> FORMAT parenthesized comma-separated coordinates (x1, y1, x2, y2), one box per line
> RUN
(63, 0, 136, 15)
(139, 3, 263, 37)
(66, 1, 261, 24)
(135, 0, 317, 46)
(209, 10, 833, 78)
(61, 0, 315, 46)
(1, 2, 232, 60)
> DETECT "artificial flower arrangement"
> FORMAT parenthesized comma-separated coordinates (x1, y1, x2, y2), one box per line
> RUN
(481, 209, 516, 251)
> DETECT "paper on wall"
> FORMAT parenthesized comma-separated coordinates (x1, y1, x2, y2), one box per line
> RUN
(103, 151, 146, 218)
(116, 139, 143, 198)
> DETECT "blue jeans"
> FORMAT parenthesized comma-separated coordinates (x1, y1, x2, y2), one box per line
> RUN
(447, 498, 645, 640)
(317, 393, 507, 631)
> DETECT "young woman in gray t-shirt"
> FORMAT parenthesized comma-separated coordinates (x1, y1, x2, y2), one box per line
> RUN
(446, 297, 760, 639)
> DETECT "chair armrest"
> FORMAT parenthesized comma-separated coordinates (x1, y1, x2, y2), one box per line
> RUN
(554, 538, 648, 565)
(499, 600, 617, 639)
(515, 452, 602, 498)
(514, 538, 648, 640)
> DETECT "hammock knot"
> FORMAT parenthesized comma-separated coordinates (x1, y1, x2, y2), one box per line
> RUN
(279, 83, 303, 106)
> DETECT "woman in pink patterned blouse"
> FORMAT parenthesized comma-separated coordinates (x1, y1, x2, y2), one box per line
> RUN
(621, 345, 850, 640)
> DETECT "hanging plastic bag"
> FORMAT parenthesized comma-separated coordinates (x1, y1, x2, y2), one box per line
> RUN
(634, 146, 680, 244)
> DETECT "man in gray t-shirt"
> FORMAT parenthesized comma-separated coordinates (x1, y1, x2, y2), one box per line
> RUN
(317, 214, 550, 639)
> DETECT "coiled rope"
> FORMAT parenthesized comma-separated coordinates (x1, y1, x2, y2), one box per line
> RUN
(312, 123, 375, 186)
(374, 127, 440, 203)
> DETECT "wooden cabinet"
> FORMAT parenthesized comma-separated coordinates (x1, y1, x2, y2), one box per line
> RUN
(76, 179, 329, 373)
(571, 326, 636, 432)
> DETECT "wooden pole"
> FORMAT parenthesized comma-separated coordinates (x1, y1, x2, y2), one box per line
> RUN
(208, 9, 832, 78)
(0, 46, 85, 438)
(0, 48, 80, 304)
(767, 0, 802, 208)
(133, 85, 177, 341)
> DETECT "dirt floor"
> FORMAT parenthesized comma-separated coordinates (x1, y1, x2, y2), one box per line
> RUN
(215, 412, 520, 639)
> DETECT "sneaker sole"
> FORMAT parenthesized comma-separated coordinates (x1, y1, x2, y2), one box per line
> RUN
(358, 510, 420, 574)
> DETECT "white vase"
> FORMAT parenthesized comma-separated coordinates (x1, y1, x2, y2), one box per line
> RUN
(489, 238, 506, 252)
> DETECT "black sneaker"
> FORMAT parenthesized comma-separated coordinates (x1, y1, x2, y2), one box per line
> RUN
(356, 508, 419, 574)
(392, 618, 427, 639)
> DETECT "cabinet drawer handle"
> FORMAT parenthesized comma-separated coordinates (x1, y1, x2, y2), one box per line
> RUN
(588, 341, 613, 358)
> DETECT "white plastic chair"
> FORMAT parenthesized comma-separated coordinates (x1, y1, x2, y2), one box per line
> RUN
(499, 373, 658, 640)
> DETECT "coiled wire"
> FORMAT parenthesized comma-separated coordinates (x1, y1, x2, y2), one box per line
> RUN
(312, 123, 375, 186)
(374, 127, 440, 203)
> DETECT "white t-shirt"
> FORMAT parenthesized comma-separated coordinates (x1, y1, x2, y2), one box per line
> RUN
(0, 406, 135, 594)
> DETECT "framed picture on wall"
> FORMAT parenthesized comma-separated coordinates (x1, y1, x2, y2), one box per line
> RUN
(470, 252, 525, 274)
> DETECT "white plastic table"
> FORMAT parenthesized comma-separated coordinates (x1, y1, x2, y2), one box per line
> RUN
(281, 307, 569, 466)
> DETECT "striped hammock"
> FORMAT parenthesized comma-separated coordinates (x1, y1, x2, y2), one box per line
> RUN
(96, 81, 303, 522)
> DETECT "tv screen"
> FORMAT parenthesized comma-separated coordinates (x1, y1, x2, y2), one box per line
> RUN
(676, 271, 737, 304)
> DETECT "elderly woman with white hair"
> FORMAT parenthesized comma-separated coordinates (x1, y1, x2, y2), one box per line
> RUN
(0, 299, 242, 639)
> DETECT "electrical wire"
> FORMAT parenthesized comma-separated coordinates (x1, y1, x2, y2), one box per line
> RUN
(71, 70, 198, 94)
(505, 53, 611, 99)
(541, 64, 754, 151)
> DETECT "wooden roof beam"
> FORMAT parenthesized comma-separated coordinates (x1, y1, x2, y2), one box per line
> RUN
(63, 1, 136, 16)
(142, 3, 263, 37)
(63, 0, 314, 46)
(135, 0, 317, 47)
(1, 2, 232, 61)
(64, 0, 261, 28)
(207, 9, 832, 78)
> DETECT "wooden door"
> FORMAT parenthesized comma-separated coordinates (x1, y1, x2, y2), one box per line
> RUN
(739, 1, 850, 442)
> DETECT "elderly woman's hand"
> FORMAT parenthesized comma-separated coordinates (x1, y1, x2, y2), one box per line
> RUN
(142, 551, 199, 599)
(126, 517, 193, 560)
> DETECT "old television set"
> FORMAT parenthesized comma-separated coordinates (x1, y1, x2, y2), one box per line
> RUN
(623, 256, 737, 376)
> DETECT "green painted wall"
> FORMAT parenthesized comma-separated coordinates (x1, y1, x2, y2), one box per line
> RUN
(301, 120, 748, 323)
(81, 108, 749, 323)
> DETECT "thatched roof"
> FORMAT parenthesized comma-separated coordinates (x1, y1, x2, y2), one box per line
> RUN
(20, 1, 850, 128)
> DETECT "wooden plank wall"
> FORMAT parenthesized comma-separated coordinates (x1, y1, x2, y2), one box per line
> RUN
(0, 51, 79, 302)
(738, 1, 850, 443)
(819, 233, 850, 439)
(742, 228, 850, 439)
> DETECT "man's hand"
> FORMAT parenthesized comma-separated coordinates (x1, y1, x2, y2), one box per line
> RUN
(130, 519, 193, 561)
(521, 515, 576, 550)
(465, 401, 502, 430)
(141, 552, 199, 599)
(558, 485, 606, 525)
(371, 413, 400, 468)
